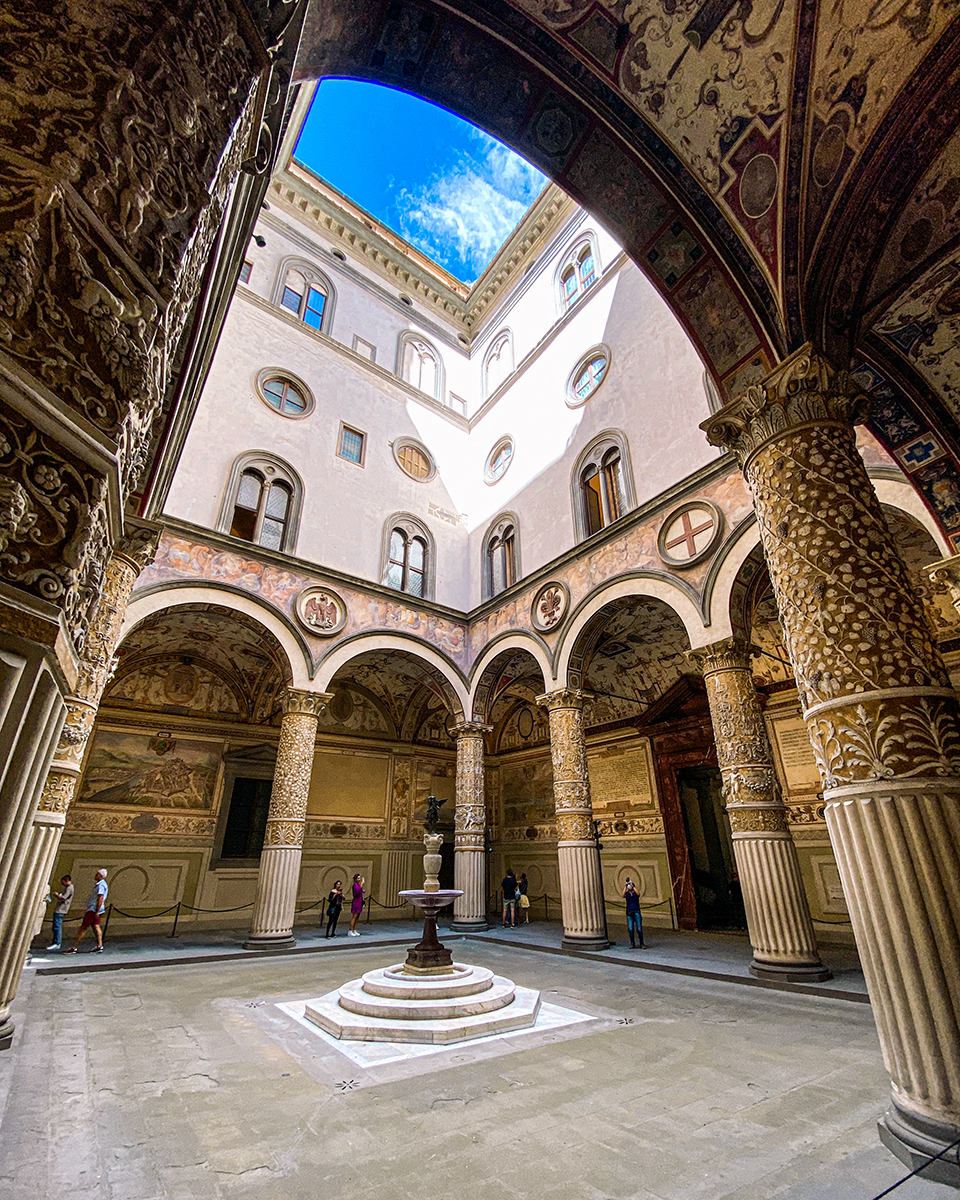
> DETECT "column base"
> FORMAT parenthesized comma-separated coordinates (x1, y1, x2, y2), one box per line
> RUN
(879, 1101, 960, 1187)
(749, 959, 833, 983)
(562, 934, 611, 951)
(450, 920, 490, 932)
(242, 934, 296, 951)
(0, 1018, 13, 1051)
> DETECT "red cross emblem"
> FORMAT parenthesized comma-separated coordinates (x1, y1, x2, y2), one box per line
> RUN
(665, 509, 715, 558)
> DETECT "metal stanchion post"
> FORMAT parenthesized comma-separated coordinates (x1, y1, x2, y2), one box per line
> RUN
(170, 901, 181, 938)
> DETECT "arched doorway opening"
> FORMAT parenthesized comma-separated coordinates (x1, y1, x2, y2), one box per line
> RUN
(471, 645, 549, 915)
(562, 592, 715, 933)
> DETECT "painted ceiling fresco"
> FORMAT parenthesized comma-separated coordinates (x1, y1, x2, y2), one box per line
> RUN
(109, 606, 288, 723)
(329, 649, 458, 745)
(292, 0, 960, 541)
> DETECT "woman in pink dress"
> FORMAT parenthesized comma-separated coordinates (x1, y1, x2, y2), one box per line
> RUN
(348, 873, 364, 937)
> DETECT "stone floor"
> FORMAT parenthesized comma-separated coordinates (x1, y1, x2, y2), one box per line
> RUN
(0, 935, 950, 1200)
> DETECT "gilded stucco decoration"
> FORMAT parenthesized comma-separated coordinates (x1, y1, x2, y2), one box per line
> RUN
(537, 688, 596, 844)
(452, 722, 490, 851)
(295, 585, 347, 635)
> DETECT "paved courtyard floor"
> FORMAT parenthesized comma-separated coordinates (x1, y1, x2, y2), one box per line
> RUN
(0, 938, 950, 1200)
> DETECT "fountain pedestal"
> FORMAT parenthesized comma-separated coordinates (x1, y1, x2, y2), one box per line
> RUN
(399, 889, 462, 974)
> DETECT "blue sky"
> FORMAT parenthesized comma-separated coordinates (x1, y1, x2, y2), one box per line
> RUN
(295, 81, 546, 285)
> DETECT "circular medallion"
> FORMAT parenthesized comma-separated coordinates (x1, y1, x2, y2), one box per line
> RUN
(517, 706, 535, 739)
(295, 586, 347, 636)
(657, 501, 723, 568)
(532, 581, 569, 631)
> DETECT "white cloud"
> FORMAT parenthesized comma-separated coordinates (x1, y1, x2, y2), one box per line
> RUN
(394, 129, 546, 283)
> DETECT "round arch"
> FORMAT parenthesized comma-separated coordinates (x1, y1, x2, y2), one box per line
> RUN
(469, 634, 553, 722)
(123, 584, 311, 690)
(314, 632, 469, 720)
(555, 574, 707, 686)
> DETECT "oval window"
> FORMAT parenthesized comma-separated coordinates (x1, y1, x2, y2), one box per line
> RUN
(485, 437, 514, 484)
(257, 371, 313, 418)
(395, 441, 434, 481)
(567, 346, 610, 407)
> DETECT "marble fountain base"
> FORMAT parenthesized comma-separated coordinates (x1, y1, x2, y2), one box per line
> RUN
(304, 883, 540, 1045)
(304, 962, 541, 1044)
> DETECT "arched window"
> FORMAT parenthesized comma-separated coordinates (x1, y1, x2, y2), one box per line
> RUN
(380, 515, 435, 599)
(556, 234, 600, 313)
(483, 514, 520, 599)
(398, 333, 444, 401)
(483, 330, 514, 398)
(272, 259, 335, 332)
(219, 453, 303, 554)
(572, 432, 636, 541)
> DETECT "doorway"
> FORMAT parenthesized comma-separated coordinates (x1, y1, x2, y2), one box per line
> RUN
(676, 765, 745, 931)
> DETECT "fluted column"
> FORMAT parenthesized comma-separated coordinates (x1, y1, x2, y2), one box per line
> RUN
(704, 344, 960, 1183)
(451, 722, 491, 932)
(537, 689, 608, 950)
(245, 689, 329, 949)
(0, 525, 158, 1048)
(692, 637, 829, 981)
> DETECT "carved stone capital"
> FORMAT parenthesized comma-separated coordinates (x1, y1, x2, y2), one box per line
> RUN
(687, 636, 756, 676)
(701, 344, 870, 469)
(113, 520, 162, 575)
(279, 689, 330, 719)
(925, 556, 960, 617)
(536, 687, 587, 712)
(451, 722, 492, 740)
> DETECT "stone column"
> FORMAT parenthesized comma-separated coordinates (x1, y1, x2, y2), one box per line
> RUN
(536, 689, 608, 950)
(691, 637, 830, 981)
(704, 344, 960, 1184)
(0, 526, 158, 1049)
(926, 555, 960, 622)
(451, 722, 491, 932)
(245, 689, 328, 949)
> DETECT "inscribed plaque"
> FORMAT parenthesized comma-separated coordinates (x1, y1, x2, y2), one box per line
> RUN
(771, 716, 821, 790)
(588, 742, 656, 812)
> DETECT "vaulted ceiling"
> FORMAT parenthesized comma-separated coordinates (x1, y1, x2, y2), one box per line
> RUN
(297, 0, 960, 551)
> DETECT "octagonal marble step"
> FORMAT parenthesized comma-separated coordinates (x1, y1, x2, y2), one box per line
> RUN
(303, 960, 541, 1044)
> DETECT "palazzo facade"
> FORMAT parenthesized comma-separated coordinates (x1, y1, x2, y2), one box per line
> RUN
(4, 0, 960, 1184)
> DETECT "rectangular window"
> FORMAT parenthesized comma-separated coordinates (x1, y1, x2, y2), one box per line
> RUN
(338, 424, 365, 465)
(220, 777, 273, 859)
(353, 336, 376, 362)
(281, 286, 302, 313)
(239, 260, 253, 284)
(303, 287, 326, 330)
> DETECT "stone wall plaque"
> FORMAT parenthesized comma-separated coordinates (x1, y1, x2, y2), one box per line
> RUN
(771, 715, 821, 790)
(587, 741, 657, 813)
(295, 586, 347, 635)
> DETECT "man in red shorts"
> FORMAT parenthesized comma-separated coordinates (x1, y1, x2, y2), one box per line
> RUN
(65, 869, 108, 954)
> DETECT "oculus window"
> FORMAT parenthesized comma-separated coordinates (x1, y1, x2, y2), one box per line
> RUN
(395, 440, 434, 481)
(567, 347, 609, 407)
(485, 437, 514, 484)
(258, 372, 312, 418)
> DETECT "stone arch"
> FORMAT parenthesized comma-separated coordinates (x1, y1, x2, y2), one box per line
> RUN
(470, 639, 550, 721)
(314, 632, 468, 721)
(471, 642, 551, 756)
(123, 584, 310, 689)
(556, 575, 706, 688)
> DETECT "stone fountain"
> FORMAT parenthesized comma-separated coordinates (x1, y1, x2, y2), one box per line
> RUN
(305, 802, 540, 1044)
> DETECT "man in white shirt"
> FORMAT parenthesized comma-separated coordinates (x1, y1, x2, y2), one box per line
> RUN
(65, 869, 108, 954)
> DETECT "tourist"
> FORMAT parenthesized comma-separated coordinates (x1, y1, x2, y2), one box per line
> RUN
(624, 878, 644, 949)
(502, 869, 518, 927)
(517, 872, 530, 923)
(64, 869, 108, 954)
(47, 874, 74, 950)
(348, 873, 364, 936)
(326, 880, 344, 938)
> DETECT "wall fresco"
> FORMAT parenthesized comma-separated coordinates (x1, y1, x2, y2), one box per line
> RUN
(78, 729, 221, 810)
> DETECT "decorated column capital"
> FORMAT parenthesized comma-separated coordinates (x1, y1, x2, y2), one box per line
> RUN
(451, 721, 492, 740)
(279, 688, 331, 719)
(701, 344, 870, 470)
(925, 555, 960, 618)
(112, 519, 162, 577)
(536, 687, 588, 713)
(687, 636, 756, 677)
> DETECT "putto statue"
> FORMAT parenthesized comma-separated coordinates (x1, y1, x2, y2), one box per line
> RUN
(424, 794, 446, 831)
